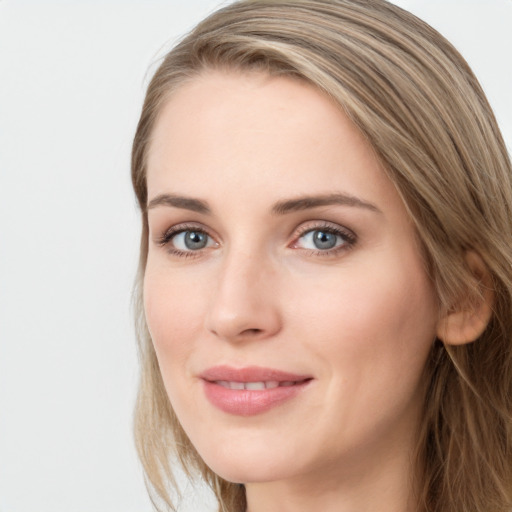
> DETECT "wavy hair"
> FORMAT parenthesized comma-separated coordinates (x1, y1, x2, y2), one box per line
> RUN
(131, 1, 512, 510)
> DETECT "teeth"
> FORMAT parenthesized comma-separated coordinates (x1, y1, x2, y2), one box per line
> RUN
(245, 382, 265, 390)
(215, 380, 295, 389)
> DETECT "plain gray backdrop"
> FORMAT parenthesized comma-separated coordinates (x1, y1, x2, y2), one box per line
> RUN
(0, 1, 511, 511)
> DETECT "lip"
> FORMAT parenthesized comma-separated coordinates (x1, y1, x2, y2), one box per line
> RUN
(200, 365, 313, 416)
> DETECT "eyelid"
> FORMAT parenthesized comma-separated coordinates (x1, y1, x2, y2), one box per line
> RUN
(154, 219, 356, 258)
(290, 220, 357, 254)
(156, 222, 218, 256)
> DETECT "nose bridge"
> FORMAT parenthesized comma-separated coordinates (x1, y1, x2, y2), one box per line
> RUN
(205, 243, 281, 341)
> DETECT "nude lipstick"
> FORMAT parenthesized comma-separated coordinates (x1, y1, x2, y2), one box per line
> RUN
(200, 366, 312, 416)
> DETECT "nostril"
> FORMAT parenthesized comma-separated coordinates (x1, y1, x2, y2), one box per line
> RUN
(242, 328, 263, 336)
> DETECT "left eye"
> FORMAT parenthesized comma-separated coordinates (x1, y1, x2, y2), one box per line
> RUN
(171, 230, 214, 251)
(295, 229, 348, 251)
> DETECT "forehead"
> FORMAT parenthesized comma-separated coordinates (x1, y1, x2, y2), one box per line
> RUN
(147, 70, 355, 168)
(146, 70, 395, 210)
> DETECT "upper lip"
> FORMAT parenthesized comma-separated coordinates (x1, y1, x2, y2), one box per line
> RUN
(200, 365, 312, 383)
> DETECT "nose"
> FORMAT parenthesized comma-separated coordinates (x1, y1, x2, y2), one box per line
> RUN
(204, 249, 282, 343)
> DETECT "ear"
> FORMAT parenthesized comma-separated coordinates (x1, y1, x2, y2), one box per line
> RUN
(436, 251, 494, 345)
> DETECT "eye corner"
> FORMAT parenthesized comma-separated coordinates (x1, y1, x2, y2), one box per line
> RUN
(153, 222, 219, 258)
(290, 221, 357, 256)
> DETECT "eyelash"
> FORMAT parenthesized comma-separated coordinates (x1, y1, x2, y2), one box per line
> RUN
(156, 223, 215, 259)
(292, 222, 357, 257)
(156, 221, 357, 258)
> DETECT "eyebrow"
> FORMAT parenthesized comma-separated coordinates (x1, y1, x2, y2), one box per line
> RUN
(271, 193, 381, 215)
(146, 192, 381, 215)
(147, 193, 211, 214)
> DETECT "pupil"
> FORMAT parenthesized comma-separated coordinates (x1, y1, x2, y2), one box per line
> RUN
(185, 231, 207, 250)
(313, 230, 336, 250)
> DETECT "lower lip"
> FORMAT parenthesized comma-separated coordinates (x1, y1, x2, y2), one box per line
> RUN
(203, 380, 310, 416)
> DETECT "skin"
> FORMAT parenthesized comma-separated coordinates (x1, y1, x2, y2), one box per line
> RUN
(144, 70, 440, 512)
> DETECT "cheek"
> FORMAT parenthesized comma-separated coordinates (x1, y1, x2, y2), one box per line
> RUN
(283, 258, 438, 448)
(287, 252, 438, 386)
(143, 263, 206, 370)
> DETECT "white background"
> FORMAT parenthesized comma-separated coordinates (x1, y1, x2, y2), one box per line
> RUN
(0, 1, 510, 511)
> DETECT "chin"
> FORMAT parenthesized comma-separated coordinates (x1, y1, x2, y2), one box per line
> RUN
(209, 463, 289, 485)
(198, 442, 299, 484)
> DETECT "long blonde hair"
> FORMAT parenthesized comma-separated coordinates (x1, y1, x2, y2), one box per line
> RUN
(131, 1, 512, 510)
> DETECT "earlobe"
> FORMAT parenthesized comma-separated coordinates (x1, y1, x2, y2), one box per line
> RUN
(436, 251, 494, 346)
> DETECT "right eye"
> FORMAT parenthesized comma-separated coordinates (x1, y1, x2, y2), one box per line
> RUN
(158, 226, 217, 256)
(172, 230, 212, 251)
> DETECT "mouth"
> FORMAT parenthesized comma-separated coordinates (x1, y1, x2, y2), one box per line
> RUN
(200, 366, 313, 416)
(200, 365, 312, 383)
(213, 379, 308, 390)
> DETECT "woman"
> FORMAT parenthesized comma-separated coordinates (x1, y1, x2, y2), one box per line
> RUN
(131, 1, 512, 511)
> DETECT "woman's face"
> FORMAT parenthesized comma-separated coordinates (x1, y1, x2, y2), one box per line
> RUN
(144, 71, 439, 487)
